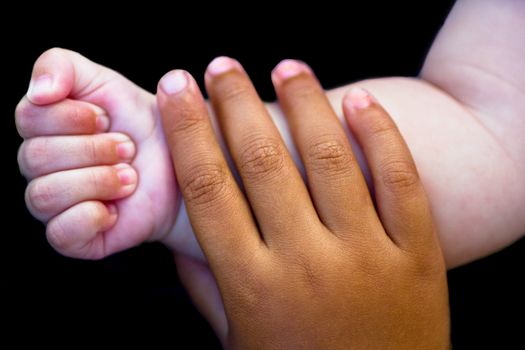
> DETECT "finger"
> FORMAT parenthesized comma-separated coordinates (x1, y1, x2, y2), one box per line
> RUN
(26, 47, 118, 105)
(15, 97, 110, 138)
(272, 60, 379, 238)
(175, 254, 228, 343)
(18, 133, 136, 179)
(157, 69, 262, 272)
(343, 88, 436, 250)
(205, 57, 317, 247)
(25, 164, 137, 221)
(46, 201, 118, 259)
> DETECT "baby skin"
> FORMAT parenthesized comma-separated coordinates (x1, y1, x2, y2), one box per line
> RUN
(16, 0, 525, 266)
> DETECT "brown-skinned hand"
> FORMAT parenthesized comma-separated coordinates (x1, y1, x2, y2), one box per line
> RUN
(158, 57, 450, 349)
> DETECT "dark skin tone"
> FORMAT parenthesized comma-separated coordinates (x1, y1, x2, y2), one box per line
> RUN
(158, 57, 450, 349)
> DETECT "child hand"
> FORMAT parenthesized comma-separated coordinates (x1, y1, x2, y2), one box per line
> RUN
(158, 58, 450, 348)
(16, 48, 178, 259)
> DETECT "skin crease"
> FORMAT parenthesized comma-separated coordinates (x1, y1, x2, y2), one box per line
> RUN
(15, 2, 524, 264)
(157, 64, 450, 348)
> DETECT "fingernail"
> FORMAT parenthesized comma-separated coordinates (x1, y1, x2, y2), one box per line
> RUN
(27, 74, 54, 100)
(206, 56, 243, 77)
(96, 115, 110, 132)
(160, 70, 188, 95)
(115, 164, 137, 186)
(344, 88, 373, 114)
(271, 59, 312, 86)
(117, 141, 136, 160)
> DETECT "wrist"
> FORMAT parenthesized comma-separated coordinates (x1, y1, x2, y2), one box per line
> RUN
(161, 200, 206, 261)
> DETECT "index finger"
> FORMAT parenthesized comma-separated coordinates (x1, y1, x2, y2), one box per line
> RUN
(157, 70, 262, 271)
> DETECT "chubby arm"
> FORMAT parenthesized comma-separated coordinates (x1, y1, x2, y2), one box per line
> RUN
(422, 0, 525, 156)
(323, 77, 523, 268)
(328, 0, 525, 267)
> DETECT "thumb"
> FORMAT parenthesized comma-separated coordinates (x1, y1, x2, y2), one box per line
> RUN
(26, 47, 112, 105)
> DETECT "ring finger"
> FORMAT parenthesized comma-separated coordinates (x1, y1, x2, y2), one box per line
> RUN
(205, 57, 318, 247)
(272, 60, 379, 240)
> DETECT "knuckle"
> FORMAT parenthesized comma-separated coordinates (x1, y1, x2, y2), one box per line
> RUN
(379, 159, 420, 193)
(170, 106, 207, 135)
(17, 144, 28, 177)
(181, 163, 230, 207)
(307, 136, 352, 176)
(239, 136, 286, 181)
(20, 138, 48, 177)
(15, 100, 32, 137)
(83, 138, 99, 163)
(354, 253, 387, 278)
(46, 216, 70, 251)
(228, 266, 273, 315)
(290, 252, 323, 290)
(217, 82, 253, 104)
(86, 168, 105, 191)
(288, 82, 319, 101)
(26, 179, 54, 215)
(368, 117, 396, 140)
(14, 99, 27, 119)
(410, 254, 447, 282)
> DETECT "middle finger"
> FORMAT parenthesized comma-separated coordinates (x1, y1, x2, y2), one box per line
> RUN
(205, 57, 319, 247)
(272, 60, 379, 239)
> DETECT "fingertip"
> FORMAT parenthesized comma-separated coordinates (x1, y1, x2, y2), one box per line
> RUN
(114, 163, 139, 196)
(342, 88, 376, 118)
(271, 59, 313, 87)
(28, 48, 74, 105)
(204, 56, 244, 85)
(157, 70, 206, 131)
(158, 70, 190, 96)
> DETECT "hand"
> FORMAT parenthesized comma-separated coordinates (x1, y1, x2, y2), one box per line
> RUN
(16, 48, 178, 259)
(158, 58, 450, 348)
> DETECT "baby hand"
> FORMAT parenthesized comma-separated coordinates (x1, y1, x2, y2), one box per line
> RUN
(16, 48, 178, 259)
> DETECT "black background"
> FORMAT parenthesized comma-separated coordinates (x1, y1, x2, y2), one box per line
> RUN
(4, 2, 523, 348)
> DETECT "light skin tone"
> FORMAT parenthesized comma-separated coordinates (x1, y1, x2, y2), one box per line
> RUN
(157, 62, 450, 348)
(15, 0, 524, 265)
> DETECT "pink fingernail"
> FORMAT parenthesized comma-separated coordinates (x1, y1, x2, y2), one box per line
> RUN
(206, 56, 242, 77)
(27, 74, 54, 100)
(344, 88, 374, 114)
(271, 59, 312, 86)
(117, 141, 136, 160)
(115, 164, 137, 186)
(160, 70, 188, 95)
(96, 115, 110, 132)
